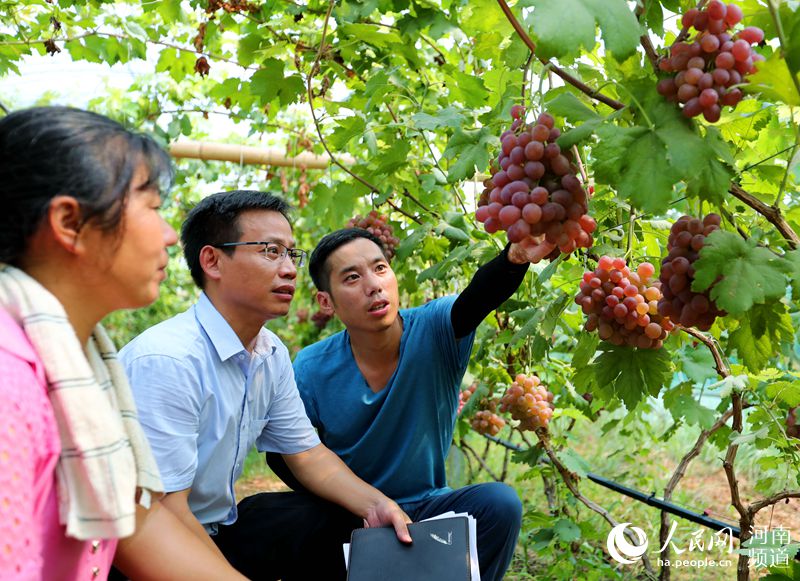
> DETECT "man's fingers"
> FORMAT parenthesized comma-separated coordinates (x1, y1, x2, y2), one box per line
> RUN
(528, 240, 557, 263)
(393, 516, 412, 544)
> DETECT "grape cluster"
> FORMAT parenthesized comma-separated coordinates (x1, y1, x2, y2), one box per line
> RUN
(471, 410, 506, 436)
(457, 382, 478, 416)
(657, 214, 725, 331)
(458, 383, 506, 436)
(788, 406, 800, 440)
(346, 211, 400, 260)
(500, 373, 554, 431)
(311, 309, 332, 329)
(575, 256, 675, 349)
(657, 0, 764, 122)
(476, 107, 596, 256)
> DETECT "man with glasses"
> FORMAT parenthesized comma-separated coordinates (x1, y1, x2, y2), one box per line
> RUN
(120, 191, 410, 580)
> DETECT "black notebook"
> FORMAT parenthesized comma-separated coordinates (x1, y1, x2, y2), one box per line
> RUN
(346, 516, 471, 581)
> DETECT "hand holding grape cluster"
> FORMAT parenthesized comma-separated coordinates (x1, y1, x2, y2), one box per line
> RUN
(657, 0, 764, 122)
(477, 106, 596, 262)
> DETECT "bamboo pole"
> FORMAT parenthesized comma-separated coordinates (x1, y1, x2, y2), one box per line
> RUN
(168, 140, 355, 169)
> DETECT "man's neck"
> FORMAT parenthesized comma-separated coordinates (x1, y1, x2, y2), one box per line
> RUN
(204, 292, 265, 353)
(347, 317, 403, 392)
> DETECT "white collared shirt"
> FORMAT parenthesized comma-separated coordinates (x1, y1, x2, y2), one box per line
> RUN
(120, 292, 319, 532)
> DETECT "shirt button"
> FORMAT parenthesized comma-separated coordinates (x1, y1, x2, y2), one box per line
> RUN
(91, 567, 100, 578)
(91, 540, 100, 554)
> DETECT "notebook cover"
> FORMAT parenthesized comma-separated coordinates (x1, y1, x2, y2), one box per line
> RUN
(346, 516, 471, 581)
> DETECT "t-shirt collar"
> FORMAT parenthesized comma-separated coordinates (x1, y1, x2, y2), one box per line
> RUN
(195, 292, 275, 361)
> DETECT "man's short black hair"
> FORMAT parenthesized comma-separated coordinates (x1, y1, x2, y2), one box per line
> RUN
(181, 190, 291, 288)
(309, 228, 387, 293)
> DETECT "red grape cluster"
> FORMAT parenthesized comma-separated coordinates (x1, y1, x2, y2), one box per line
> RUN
(346, 211, 400, 260)
(788, 406, 800, 440)
(476, 106, 596, 255)
(457, 382, 478, 416)
(656, 214, 725, 331)
(311, 309, 332, 329)
(458, 383, 506, 436)
(657, 0, 764, 122)
(575, 256, 675, 349)
(471, 410, 506, 437)
(500, 373, 554, 431)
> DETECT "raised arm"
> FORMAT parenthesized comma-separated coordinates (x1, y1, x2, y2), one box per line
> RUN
(451, 240, 556, 339)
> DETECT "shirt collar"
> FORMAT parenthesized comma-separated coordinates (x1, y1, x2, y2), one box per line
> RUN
(194, 293, 276, 361)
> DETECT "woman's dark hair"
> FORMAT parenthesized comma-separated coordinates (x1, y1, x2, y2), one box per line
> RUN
(181, 190, 291, 289)
(0, 106, 173, 265)
(309, 228, 387, 293)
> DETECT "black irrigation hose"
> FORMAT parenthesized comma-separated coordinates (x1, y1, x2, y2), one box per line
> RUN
(479, 434, 741, 534)
(584, 472, 740, 537)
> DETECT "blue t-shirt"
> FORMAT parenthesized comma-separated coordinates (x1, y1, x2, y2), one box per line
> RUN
(293, 296, 475, 504)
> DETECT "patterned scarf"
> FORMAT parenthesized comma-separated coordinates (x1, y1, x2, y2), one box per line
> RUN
(0, 264, 163, 539)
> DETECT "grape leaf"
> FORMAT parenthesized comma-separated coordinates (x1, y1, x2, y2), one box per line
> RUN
(728, 303, 794, 372)
(593, 125, 680, 213)
(593, 83, 733, 211)
(572, 332, 600, 369)
(553, 518, 582, 542)
(692, 230, 788, 315)
(677, 344, 719, 384)
(765, 380, 800, 407)
(250, 59, 305, 106)
(746, 50, 800, 107)
(327, 116, 367, 149)
(781, 248, 800, 295)
(442, 127, 495, 182)
(590, 344, 673, 409)
(412, 107, 465, 130)
(663, 384, 716, 429)
(559, 449, 591, 478)
(527, 0, 641, 60)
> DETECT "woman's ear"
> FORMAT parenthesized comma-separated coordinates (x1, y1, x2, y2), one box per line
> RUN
(47, 195, 84, 253)
(316, 290, 335, 315)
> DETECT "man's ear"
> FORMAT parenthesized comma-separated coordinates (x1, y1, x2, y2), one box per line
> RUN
(47, 195, 84, 253)
(316, 290, 335, 315)
(199, 245, 223, 284)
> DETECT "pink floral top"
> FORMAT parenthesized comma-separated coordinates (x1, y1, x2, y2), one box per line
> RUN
(0, 309, 116, 580)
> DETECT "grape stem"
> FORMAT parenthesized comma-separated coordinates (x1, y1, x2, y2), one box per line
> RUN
(728, 183, 800, 249)
(494, 0, 625, 111)
(305, 1, 424, 225)
(534, 428, 656, 576)
(674, 0, 709, 45)
(680, 327, 730, 377)
(458, 440, 502, 481)
(634, 1, 661, 70)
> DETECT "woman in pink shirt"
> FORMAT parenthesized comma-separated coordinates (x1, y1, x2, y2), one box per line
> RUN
(0, 107, 246, 580)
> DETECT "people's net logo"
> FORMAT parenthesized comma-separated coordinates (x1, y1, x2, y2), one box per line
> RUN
(607, 523, 649, 564)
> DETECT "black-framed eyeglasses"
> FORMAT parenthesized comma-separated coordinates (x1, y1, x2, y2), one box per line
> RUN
(213, 241, 307, 267)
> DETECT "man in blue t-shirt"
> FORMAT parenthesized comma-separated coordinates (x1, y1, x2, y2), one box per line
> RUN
(285, 228, 555, 581)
